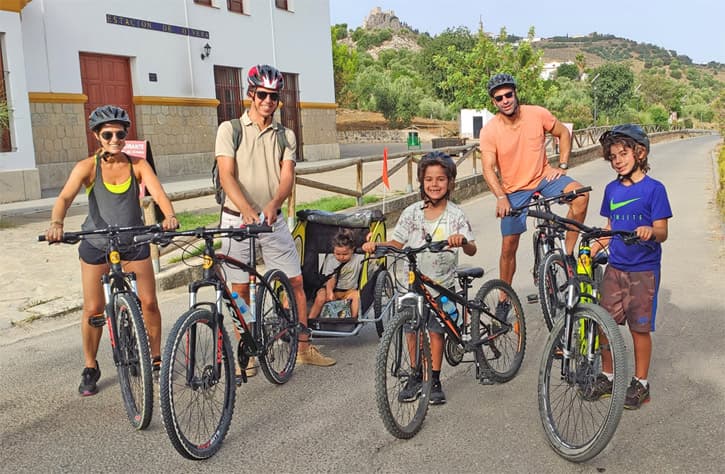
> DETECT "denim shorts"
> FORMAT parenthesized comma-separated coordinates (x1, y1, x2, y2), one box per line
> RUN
(501, 175, 575, 236)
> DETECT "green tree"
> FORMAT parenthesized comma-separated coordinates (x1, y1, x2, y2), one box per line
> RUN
(331, 25, 359, 107)
(590, 63, 634, 122)
(556, 63, 579, 81)
(418, 27, 475, 103)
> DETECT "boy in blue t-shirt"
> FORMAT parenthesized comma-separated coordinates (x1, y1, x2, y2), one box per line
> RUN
(588, 124, 672, 409)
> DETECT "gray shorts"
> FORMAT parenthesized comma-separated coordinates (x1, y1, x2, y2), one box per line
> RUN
(219, 211, 301, 284)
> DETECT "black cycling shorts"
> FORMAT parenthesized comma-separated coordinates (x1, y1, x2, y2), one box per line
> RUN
(79, 241, 150, 265)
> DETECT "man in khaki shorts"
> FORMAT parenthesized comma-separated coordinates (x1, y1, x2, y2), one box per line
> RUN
(215, 64, 335, 372)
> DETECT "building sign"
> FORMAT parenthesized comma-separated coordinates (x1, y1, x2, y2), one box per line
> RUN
(106, 14, 210, 39)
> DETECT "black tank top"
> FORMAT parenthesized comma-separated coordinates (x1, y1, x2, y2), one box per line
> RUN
(81, 153, 144, 250)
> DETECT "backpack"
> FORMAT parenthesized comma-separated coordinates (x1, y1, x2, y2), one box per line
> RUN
(212, 118, 291, 206)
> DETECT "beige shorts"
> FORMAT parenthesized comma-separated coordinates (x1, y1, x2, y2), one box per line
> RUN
(219, 211, 301, 284)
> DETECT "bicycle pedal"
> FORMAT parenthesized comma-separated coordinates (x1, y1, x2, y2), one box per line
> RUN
(477, 367, 496, 385)
(526, 294, 538, 304)
(88, 315, 106, 328)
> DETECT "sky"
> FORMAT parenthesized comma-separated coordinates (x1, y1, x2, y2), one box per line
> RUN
(329, 0, 725, 65)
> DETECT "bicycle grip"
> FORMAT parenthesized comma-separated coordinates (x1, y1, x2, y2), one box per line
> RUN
(527, 209, 556, 221)
(133, 233, 157, 244)
(38, 235, 47, 242)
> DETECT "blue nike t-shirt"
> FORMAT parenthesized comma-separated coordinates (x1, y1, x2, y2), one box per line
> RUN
(600, 175, 672, 272)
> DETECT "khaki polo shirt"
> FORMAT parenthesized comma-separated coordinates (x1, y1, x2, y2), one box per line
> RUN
(214, 111, 297, 213)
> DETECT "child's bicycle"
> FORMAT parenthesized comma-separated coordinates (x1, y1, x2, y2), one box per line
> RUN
(372, 238, 526, 439)
(38, 224, 160, 430)
(134, 224, 304, 460)
(525, 208, 647, 462)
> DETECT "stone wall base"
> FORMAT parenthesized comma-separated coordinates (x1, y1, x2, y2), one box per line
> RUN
(0, 168, 41, 203)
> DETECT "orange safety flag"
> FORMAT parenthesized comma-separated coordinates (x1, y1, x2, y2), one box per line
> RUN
(382, 147, 390, 189)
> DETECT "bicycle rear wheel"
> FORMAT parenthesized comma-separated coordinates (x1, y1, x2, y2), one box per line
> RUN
(113, 292, 153, 430)
(538, 303, 627, 462)
(375, 308, 432, 439)
(257, 269, 299, 384)
(538, 252, 569, 330)
(159, 307, 235, 460)
(472, 279, 526, 383)
(374, 269, 395, 337)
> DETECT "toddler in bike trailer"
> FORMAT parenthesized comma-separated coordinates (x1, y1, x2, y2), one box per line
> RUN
(362, 151, 477, 405)
(308, 228, 363, 321)
(591, 124, 672, 409)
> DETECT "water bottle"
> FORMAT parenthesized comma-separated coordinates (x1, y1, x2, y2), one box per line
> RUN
(231, 292, 255, 323)
(439, 296, 459, 324)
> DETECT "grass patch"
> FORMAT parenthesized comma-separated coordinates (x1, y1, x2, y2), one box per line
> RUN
(0, 218, 17, 229)
(177, 210, 221, 230)
(718, 144, 725, 219)
(168, 240, 221, 263)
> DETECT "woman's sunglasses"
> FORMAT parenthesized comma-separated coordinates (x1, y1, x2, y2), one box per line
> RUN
(100, 130, 128, 141)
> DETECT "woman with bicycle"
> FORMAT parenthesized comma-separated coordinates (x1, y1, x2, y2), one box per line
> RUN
(45, 105, 178, 396)
(589, 124, 672, 409)
(363, 151, 476, 405)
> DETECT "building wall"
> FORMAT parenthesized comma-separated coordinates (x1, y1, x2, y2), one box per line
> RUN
(0, 6, 39, 202)
(0, 0, 339, 202)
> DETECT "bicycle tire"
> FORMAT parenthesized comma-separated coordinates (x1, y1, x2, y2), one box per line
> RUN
(538, 252, 569, 331)
(471, 279, 526, 382)
(257, 269, 299, 384)
(374, 269, 395, 337)
(159, 307, 235, 460)
(532, 231, 546, 285)
(113, 292, 153, 430)
(375, 308, 432, 439)
(538, 303, 627, 463)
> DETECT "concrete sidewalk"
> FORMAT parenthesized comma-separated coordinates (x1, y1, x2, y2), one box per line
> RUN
(0, 153, 448, 331)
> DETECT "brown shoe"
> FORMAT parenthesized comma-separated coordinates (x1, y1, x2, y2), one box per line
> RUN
(296, 345, 336, 367)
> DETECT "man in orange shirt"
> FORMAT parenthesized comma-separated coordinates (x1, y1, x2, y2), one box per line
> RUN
(479, 73, 589, 288)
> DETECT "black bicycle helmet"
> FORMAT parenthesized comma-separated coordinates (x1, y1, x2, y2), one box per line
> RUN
(248, 64, 284, 90)
(88, 105, 131, 131)
(418, 151, 457, 203)
(599, 124, 650, 153)
(487, 73, 517, 96)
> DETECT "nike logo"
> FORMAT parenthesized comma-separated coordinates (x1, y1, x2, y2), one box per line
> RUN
(610, 198, 640, 211)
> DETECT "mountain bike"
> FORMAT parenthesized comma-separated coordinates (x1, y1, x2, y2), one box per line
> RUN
(526, 208, 645, 462)
(372, 238, 525, 439)
(511, 186, 590, 329)
(39, 224, 159, 430)
(135, 224, 303, 459)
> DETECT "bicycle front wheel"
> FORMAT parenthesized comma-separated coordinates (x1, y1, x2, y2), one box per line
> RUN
(375, 308, 432, 439)
(538, 303, 627, 463)
(159, 307, 235, 460)
(113, 292, 153, 430)
(257, 269, 299, 384)
(538, 252, 569, 330)
(472, 279, 526, 383)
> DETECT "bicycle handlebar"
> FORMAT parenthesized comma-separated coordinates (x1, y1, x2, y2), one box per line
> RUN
(526, 209, 642, 244)
(510, 186, 591, 216)
(38, 224, 162, 244)
(132, 223, 274, 246)
(374, 238, 467, 259)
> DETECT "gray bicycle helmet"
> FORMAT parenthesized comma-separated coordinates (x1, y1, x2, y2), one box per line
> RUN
(418, 151, 457, 203)
(599, 124, 650, 153)
(88, 105, 131, 131)
(248, 64, 284, 90)
(487, 73, 517, 96)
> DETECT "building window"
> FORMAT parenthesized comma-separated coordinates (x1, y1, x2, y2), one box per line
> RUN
(275, 0, 289, 10)
(227, 0, 244, 14)
(194, 0, 212, 6)
(0, 45, 11, 153)
(214, 66, 243, 124)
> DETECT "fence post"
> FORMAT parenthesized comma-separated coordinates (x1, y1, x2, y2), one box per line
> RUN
(356, 160, 363, 207)
(141, 197, 161, 273)
(287, 176, 297, 230)
(406, 157, 413, 193)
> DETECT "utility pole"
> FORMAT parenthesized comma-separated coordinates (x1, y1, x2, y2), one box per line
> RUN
(591, 73, 600, 125)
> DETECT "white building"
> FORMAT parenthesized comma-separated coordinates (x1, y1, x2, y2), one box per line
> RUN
(0, 0, 339, 203)
(459, 108, 494, 140)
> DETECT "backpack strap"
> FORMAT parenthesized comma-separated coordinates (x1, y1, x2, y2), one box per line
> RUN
(275, 123, 291, 159)
(230, 118, 243, 153)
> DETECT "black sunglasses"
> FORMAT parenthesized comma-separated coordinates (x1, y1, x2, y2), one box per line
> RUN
(255, 91, 280, 102)
(494, 91, 515, 102)
(100, 130, 128, 141)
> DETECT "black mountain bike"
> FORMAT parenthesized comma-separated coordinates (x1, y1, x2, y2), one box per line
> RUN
(372, 238, 526, 439)
(39, 224, 159, 430)
(135, 224, 303, 460)
(511, 186, 590, 329)
(525, 209, 646, 462)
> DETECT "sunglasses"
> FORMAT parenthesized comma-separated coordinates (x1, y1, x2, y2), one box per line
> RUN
(255, 90, 280, 102)
(100, 130, 128, 141)
(494, 91, 515, 102)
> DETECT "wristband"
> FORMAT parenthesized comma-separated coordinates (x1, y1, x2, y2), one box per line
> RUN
(497, 196, 506, 200)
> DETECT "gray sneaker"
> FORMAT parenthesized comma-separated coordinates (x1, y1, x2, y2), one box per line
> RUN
(430, 380, 446, 405)
(624, 378, 650, 409)
(78, 361, 101, 396)
(581, 374, 613, 401)
(495, 300, 512, 323)
(398, 373, 423, 403)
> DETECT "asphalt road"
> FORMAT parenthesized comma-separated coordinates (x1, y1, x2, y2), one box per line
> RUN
(1, 135, 723, 473)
